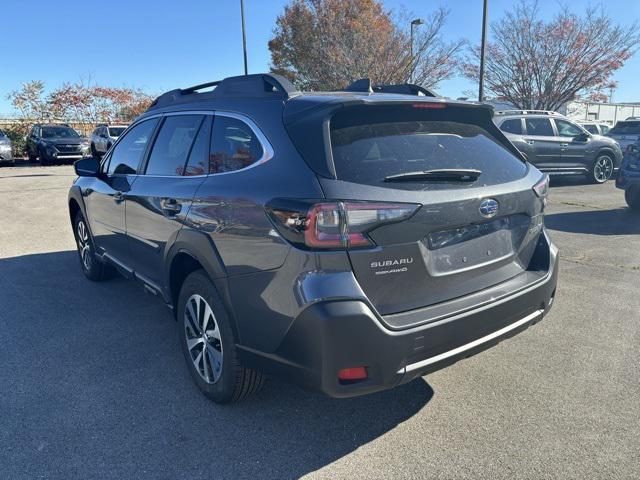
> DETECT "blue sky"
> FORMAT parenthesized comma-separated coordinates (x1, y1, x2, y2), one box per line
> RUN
(1, 0, 638, 113)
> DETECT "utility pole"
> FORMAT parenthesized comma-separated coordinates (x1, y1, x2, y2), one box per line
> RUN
(478, 0, 488, 102)
(240, 0, 248, 75)
(410, 19, 424, 84)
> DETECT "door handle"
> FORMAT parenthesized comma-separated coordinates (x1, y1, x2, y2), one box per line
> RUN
(113, 191, 124, 202)
(560, 143, 569, 147)
(525, 140, 535, 145)
(160, 198, 182, 214)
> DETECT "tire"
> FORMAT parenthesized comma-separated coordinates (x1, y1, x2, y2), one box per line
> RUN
(589, 153, 614, 184)
(27, 148, 37, 162)
(177, 270, 264, 403)
(90, 143, 99, 158)
(625, 188, 640, 212)
(39, 148, 49, 166)
(73, 211, 111, 281)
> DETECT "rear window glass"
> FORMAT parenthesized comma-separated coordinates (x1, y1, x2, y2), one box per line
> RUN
(610, 121, 640, 134)
(525, 118, 554, 136)
(330, 109, 527, 190)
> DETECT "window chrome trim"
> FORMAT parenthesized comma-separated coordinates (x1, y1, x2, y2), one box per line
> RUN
(107, 109, 274, 178)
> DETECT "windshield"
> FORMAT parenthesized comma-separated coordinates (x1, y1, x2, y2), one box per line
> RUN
(330, 110, 527, 190)
(108, 127, 126, 137)
(609, 121, 640, 135)
(41, 126, 80, 138)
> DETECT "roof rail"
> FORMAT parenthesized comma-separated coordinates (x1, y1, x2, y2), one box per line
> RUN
(147, 73, 298, 111)
(343, 78, 437, 97)
(494, 109, 561, 116)
(345, 78, 373, 93)
(373, 83, 437, 97)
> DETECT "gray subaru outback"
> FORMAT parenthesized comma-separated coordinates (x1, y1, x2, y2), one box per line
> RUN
(68, 74, 558, 403)
(495, 110, 622, 183)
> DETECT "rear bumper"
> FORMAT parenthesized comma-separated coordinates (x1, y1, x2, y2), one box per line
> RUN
(616, 171, 640, 190)
(239, 234, 559, 398)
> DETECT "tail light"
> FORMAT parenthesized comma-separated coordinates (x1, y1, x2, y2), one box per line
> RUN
(533, 174, 549, 198)
(266, 199, 419, 250)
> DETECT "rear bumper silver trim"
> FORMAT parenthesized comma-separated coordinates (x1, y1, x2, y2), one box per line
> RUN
(400, 309, 544, 374)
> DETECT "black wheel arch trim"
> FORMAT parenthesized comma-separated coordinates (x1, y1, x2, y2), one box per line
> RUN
(164, 229, 242, 338)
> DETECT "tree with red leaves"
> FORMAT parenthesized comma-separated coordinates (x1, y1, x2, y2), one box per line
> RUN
(464, 2, 639, 110)
(269, 0, 464, 91)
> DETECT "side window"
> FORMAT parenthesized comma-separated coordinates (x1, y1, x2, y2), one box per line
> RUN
(499, 119, 523, 135)
(108, 119, 157, 175)
(525, 118, 554, 137)
(601, 125, 610, 135)
(185, 116, 212, 176)
(583, 124, 598, 134)
(555, 119, 583, 138)
(209, 116, 264, 174)
(145, 115, 203, 176)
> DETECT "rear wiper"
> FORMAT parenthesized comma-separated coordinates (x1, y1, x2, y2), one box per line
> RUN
(383, 169, 482, 182)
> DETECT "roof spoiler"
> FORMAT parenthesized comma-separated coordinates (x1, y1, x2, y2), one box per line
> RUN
(344, 78, 437, 97)
(147, 73, 298, 110)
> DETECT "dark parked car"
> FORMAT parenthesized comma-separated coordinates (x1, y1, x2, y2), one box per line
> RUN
(0, 128, 14, 166)
(616, 140, 640, 211)
(606, 118, 640, 152)
(68, 74, 558, 403)
(494, 110, 622, 183)
(26, 124, 90, 165)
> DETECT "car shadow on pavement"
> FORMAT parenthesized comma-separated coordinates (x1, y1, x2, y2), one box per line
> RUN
(545, 208, 640, 235)
(0, 250, 434, 480)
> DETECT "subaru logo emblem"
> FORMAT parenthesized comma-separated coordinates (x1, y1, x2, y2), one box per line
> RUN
(479, 198, 499, 218)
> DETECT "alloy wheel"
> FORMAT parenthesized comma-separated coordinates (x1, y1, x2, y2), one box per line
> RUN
(184, 294, 223, 384)
(76, 220, 92, 271)
(594, 155, 614, 183)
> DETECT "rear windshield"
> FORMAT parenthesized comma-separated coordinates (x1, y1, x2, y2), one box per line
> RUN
(330, 107, 527, 190)
(610, 121, 640, 135)
(109, 127, 126, 137)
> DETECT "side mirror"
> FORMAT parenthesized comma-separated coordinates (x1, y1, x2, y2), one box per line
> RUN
(74, 157, 100, 177)
(575, 132, 589, 142)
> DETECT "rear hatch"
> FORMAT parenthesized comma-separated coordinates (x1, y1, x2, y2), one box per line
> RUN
(285, 99, 547, 317)
(607, 121, 640, 148)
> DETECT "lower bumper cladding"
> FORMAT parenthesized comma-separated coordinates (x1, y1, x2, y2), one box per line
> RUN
(238, 234, 558, 398)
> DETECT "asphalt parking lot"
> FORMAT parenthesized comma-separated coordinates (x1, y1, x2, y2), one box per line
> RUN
(0, 164, 638, 480)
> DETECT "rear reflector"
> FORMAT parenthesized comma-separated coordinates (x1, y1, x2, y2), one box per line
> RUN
(338, 367, 368, 381)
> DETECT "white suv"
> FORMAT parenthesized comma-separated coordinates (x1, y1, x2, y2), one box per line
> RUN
(89, 125, 127, 157)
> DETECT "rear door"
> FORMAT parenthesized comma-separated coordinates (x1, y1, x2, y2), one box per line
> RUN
(523, 117, 563, 169)
(84, 118, 158, 268)
(125, 113, 210, 289)
(317, 103, 545, 316)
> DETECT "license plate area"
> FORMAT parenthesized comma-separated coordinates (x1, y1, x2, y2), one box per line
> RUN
(426, 216, 528, 275)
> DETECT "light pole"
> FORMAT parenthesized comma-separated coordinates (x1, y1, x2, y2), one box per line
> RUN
(410, 18, 424, 83)
(240, 0, 248, 75)
(478, 0, 488, 102)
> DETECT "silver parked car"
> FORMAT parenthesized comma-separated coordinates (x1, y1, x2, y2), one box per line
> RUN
(0, 129, 14, 166)
(579, 122, 611, 136)
(89, 124, 127, 157)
